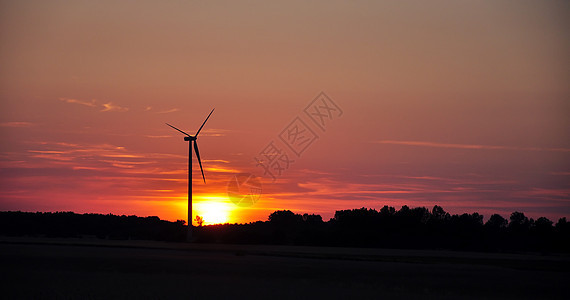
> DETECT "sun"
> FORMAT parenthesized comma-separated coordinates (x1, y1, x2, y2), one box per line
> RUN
(193, 196, 235, 225)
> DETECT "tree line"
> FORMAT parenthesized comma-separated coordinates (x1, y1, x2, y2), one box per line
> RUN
(1, 206, 569, 252)
(0, 211, 186, 241)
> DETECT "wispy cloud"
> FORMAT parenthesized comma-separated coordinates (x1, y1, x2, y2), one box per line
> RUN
(201, 128, 230, 137)
(550, 172, 570, 176)
(101, 102, 129, 112)
(374, 140, 570, 152)
(203, 159, 230, 163)
(59, 98, 129, 112)
(204, 166, 241, 173)
(143, 107, 179, 114)
(0, 122, 33, 127)
(156, 108, 179, 114)
(202, 159, 239, 173)
(59, 98, 96, 107)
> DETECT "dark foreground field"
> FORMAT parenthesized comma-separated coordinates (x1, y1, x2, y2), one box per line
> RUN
(1, 237, 568, 299)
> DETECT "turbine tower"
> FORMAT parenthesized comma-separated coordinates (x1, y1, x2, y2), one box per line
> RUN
(166, 108, 214, 241)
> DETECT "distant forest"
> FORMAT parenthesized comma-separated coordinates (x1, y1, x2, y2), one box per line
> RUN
(1, 206, 569, 253)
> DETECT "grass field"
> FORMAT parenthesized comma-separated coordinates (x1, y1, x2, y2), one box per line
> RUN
(1, 237, 568, 299)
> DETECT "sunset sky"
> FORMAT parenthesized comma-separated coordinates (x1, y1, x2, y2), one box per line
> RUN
(1, 1, 568, 225)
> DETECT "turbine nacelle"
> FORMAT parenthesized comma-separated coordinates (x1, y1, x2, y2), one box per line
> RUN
(184, 136, 196, 141)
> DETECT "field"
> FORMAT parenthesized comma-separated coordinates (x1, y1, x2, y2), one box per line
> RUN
(1, 237, 568, 299)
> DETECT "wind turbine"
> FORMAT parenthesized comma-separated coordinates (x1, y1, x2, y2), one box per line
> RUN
(166, 108, 214, 241)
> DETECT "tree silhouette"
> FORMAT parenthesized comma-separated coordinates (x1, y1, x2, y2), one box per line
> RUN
(486, 214, 508, 229)
(302, 213, 323, 225)
(195, 215, 204, 227)
(268, 210, 302, 225)
(431, 205, 450, 221)
(534, 217, 553, 231)
(555, 217, 568, 231)
(509, 211, 531, 232)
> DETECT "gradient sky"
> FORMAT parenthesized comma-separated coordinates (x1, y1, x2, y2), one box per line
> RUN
(1, 1, 569, 225)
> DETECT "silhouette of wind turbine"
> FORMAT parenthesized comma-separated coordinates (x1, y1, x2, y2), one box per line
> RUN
(166, 108, 214, 241)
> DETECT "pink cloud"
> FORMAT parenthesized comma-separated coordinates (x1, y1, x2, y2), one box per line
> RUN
(374, 140, 570, 152)
(0, 122, 34, 127)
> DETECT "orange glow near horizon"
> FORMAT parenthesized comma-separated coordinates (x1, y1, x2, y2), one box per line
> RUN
(192, 195, 237, 225)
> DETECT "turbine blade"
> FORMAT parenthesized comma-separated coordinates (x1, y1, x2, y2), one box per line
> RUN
(195, 108, 215, 137)
(194, 141, 206, 183)
(166, 123, 191, 136)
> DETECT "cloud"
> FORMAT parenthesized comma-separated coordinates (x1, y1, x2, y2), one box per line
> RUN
(20, 142, 196, 180)
(142, 107, 178, 114)
(200, 128, 230, 137)
(156, 108, 179, 114)
(203, 159, 230, 163)
(204, 166, 241, 173)
(101, 102, 129, 112)
(550, 172, 570, 176)
(59, 98, 96, 107)
(374, 140, 570, 152)
(0, 122, 33, 127)
(59, 98, 129, 112)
